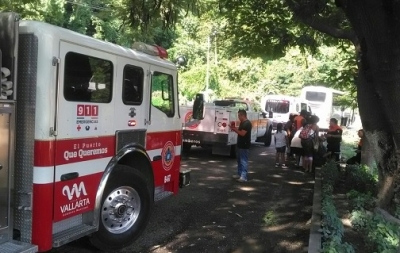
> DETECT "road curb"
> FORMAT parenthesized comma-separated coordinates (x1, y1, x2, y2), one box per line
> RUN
(308, 166, 322, 253)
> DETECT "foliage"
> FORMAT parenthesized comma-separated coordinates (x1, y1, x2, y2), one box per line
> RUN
(347, 190, 375, 211)
(321, 236, 355, 253)
(342, 164, 398, 253)
(351, 210, 400, 253)
(321, 161, 340, 186)
(217, 0, 357, 108)
(321, 162, 355, 253)
(345, 165, 377, 195)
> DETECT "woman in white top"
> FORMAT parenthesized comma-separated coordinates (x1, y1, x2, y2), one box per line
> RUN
(274, 123, 288, 168)
(290, 126, 304, 167)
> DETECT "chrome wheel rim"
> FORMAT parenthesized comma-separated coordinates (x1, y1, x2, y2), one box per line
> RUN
(101, 186, 141, 234)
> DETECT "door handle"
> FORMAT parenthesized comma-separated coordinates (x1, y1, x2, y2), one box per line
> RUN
(0, 164, 2, 170)
(61, 172, 79, 181)
(153, 155, 162, 161)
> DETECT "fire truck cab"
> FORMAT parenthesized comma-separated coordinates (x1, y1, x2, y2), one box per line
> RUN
(0, 12, 190, 252)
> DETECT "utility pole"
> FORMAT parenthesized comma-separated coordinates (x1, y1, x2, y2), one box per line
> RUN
(214, 35, 217, 65)
(206, 35, 211, 92)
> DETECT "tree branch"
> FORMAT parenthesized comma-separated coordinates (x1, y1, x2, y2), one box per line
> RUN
(301, 15, 357, 43)
(285, 0, 358, 44)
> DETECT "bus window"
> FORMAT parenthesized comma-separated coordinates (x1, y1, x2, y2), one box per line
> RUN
(265, 100, 289, 113)
(305, 91, 326, 102)
(301, 103, 308, 111)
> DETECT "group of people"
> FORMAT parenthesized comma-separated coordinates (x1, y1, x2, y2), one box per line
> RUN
(275, 110, 332, 172)
(274, 110, 346, 173)
(229, 109, 361, 183)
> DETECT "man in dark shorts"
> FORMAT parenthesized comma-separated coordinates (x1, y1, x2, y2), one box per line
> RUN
(230, 109, 252, 182)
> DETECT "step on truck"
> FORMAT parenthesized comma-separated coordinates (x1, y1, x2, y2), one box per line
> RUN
(180, 98, 273, 157)
(0, 12, 191, 253)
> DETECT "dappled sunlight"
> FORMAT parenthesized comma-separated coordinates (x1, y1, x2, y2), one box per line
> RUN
(277, 240, 304, 251)
(237, 186, 257, 191)
(286, 181, 305, 185)
(207, 160, 221, 163)
(142, 145, 314, 253)
(205, 176, 229, 180)
(262, 223, 293, 232)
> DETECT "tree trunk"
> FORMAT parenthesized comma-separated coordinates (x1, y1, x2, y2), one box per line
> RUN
(342, 0, 400, 209)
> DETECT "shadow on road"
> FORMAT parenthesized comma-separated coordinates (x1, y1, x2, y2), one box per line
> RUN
(52, 144, 315, 253)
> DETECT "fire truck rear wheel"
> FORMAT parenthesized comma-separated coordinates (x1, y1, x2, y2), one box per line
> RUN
(264, 128, 272, 147)
(90, 165, 152, 251)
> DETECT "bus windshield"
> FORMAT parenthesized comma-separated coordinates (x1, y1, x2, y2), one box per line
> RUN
(214, 100, 248, 111)
(305, 91, 326, 102)
(265, 100, 289, 113)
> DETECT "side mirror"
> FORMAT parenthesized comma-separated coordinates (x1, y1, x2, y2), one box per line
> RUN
(192, 93, 205, 120)
(268, 111, 273, 118)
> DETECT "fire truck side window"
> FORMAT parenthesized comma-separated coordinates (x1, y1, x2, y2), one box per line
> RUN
(64, 52, 113, 103)
(151, 72, 174, 117)
(122, 65, 143, 105)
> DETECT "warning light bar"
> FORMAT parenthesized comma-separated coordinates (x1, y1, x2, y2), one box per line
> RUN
(132, 42, 168, 59)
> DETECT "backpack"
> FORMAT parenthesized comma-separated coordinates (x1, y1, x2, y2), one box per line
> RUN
(299, 125, 312, 139)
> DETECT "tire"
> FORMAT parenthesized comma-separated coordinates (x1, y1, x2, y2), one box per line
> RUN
(264, 128, 272, 147)
(230, 144, 237, 158)
(90, 165, 152, 251)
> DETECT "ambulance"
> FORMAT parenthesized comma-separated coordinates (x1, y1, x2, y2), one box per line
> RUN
(0, 12, 190, 252)
(260, 94, 311, 130)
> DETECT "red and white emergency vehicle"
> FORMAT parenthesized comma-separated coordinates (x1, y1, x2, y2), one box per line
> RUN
(0, 12, 190, 252)
(180, 99, 273, 157)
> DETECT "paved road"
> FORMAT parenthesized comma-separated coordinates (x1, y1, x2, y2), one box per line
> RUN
(50, 143, 314, 253)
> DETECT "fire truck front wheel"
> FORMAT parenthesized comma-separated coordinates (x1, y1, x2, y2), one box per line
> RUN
(90, 165, 152, 251)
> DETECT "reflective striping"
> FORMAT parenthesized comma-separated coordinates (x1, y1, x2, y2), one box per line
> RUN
(34, 131, 182, 167)
(54, 157, 112, 182)
(33, 166, 54, 184)
(33, 146, 181, 184)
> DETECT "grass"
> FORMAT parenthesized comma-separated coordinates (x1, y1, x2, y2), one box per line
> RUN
(263, 210, 277, 226)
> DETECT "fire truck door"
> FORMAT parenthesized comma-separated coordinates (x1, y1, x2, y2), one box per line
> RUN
(53, 42, 116, 222)
(146, 66, 180, 188)
(113, 57, 147, 147)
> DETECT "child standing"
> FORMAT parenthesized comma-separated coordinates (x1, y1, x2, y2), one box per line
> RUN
(275, 123, 288, 168)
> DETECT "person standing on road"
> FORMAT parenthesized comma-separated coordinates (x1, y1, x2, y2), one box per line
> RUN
(230, 109, 252, 182)
(284, 113, 297, 161)
(300, 115, 320, 173)
(275, 123, 288, 168)
(325, 118, 343, 162)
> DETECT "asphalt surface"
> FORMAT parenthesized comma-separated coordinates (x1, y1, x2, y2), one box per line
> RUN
(50, 142, 315, 253)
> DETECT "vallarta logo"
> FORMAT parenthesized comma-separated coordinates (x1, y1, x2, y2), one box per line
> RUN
(60, 182, 90, 215)
(62, 182, 88, 200)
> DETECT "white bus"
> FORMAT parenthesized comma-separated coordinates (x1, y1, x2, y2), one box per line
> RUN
(260, 95, 311, 130)
(300, 86, 349, 130)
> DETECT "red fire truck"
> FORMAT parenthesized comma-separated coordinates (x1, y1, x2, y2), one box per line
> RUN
(0, 12, 190, 252)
